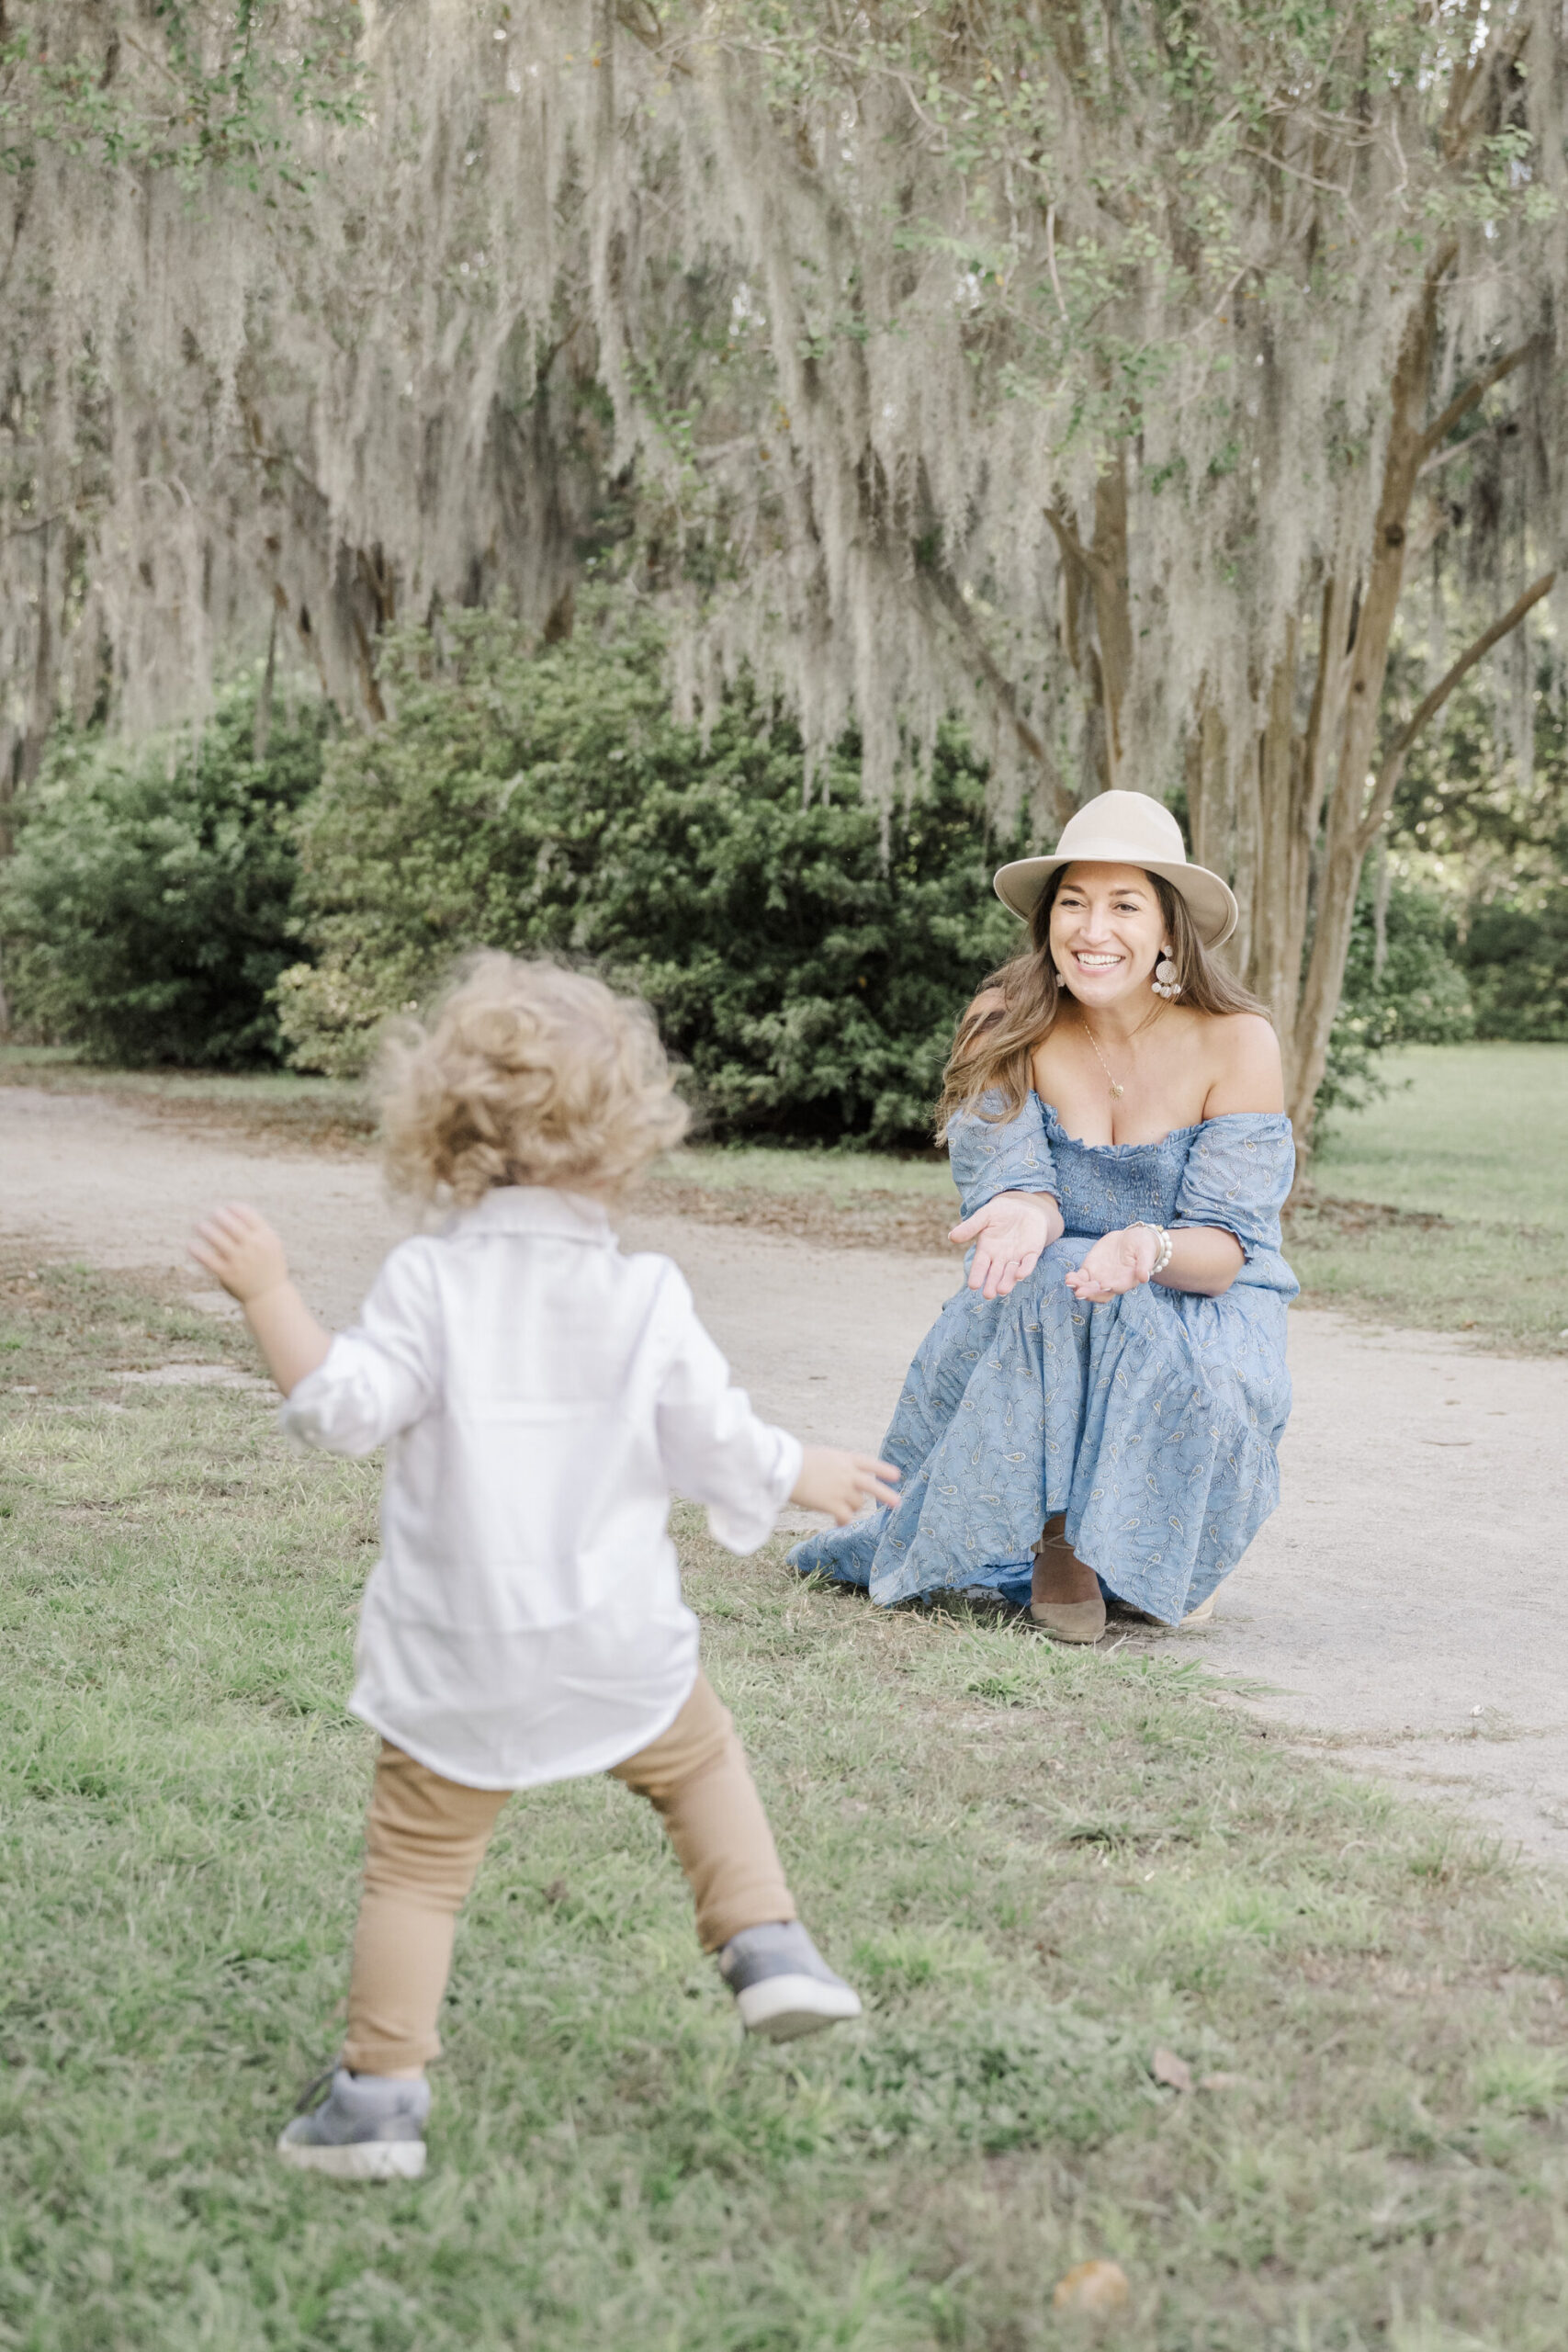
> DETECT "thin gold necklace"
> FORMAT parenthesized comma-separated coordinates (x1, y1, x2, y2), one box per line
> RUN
(1079, 1004, 1164, 1101)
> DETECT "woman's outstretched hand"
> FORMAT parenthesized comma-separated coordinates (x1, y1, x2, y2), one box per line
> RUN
(792, 1446, 902, 1525)
(1064, 1226, 1159, 1303)
(949, 1190, 1061, 1300)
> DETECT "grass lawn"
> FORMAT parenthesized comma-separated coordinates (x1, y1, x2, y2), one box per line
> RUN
(1313, 1044, 1568, 1231)
(6, 1260, 1568, 2349)
(1290, 1044, 1568, 1355)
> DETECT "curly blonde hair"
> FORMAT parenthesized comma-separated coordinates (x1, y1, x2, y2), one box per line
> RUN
(378, 954, 691, 1208)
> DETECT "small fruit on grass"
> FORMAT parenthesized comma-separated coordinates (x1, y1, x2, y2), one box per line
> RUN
(1053, 2259, 1131, 2313)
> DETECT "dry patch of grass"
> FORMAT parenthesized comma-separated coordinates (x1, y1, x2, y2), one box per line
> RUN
(0, 1047, 377, 1156)
(4, 1267, 1568, 2348)
(0, 1246, 256, 1392)
(646, 1180, 957, 1256)
(1282, 1193, 1568, 1355)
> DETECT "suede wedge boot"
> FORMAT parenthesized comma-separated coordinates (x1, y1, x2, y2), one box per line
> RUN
(1029, 1519, 1106, 1645)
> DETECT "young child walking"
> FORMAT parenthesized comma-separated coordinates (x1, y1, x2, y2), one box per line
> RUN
(191, 955, 898, 2182)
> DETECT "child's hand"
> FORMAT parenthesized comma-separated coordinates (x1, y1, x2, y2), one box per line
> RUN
(189, 1204, 330, 1396)
(189, 1203, 290, 1304)
(792, 1445, 901, 1526)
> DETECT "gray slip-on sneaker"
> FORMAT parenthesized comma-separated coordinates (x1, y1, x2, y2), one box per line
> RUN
(716, 1921, 863, 2041)
(276, 2065, 431, 2181)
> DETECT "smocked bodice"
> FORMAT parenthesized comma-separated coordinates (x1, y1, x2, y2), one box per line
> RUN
(947, 1092, 1296, 1294)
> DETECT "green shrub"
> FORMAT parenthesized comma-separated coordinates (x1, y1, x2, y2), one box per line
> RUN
(1454, 888, 1568, 1041)
(278, 605, 1030, 1146)
(0, 680, 327, 1067)
(1318, 870, 1474, 1114)
(8, 601, 1481, 1131)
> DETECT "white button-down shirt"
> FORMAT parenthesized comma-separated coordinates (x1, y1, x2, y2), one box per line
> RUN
(280, 1188, 802, 1789)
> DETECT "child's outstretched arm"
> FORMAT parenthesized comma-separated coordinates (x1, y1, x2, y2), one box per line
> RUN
(655, 1267, 900, 1546)
(791, 1447, 901, 1526)
(189, 1204, 332, 1396)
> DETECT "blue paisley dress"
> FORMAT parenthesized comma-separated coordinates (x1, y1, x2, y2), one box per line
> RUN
(789, 1096, 1297, 1624)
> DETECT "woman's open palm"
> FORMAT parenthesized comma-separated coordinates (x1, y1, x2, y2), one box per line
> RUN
(949, 1191, 1058, 1300)
(1064, 1227, 1156, 1302)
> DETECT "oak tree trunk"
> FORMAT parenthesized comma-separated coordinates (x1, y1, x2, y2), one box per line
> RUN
(1131, 274, 1549, 1152)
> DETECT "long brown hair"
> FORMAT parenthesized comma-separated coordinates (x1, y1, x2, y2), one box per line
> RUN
(935, 866, 1268, 1137)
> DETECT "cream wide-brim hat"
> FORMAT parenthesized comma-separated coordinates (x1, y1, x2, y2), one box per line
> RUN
(993, 789, 1238, 949)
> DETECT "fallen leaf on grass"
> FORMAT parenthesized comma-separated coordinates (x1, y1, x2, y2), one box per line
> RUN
(1198, 2071, 1244, 2091)
(1053, 2260, 1131, 2314)
(1151, 2046, 1193, 2093)
(543, 1878, 569, 1905)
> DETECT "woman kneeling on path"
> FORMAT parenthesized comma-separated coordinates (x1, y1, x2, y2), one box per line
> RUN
(791, 790, 1298, 1641)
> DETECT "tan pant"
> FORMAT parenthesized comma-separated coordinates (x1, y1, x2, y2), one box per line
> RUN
(343, 1671, 795, 2074)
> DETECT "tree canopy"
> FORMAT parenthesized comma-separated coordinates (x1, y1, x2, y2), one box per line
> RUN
(3, 1, 1564, 1128)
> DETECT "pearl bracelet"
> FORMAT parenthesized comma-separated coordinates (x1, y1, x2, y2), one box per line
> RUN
(1130, 1221, 1173, 1278)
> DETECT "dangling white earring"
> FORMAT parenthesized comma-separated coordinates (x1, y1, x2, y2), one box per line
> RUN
(1152, 955, 1182, 1001)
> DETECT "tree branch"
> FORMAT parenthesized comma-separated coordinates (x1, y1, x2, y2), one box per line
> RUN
(1418, 412, 1506, 480)
(1358, 569, 1556, 854)
(1446, 21, 1530, 163)
(1417, 341, 1532, 464)
(615, 2, 690, 74)
(920, 566, 1075, 828)
(1401, 494, 1451, 569)
(118, 29, 189, 98)
(1237, 141, 1359, 206)
(1044, 204, 1066, 321)
(1043, 501, 1110, 587)
(0, 513, 65, 545)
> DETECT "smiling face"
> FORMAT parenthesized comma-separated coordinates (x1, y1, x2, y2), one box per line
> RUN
(1046, 863, 1169, 1011)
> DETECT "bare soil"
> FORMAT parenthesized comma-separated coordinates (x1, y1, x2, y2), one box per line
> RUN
(6, 1080, 1567, 1868)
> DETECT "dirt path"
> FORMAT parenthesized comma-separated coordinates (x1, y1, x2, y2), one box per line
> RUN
(6, 1082, 1567, 1866)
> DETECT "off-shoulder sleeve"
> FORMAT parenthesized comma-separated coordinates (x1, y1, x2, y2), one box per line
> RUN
(278, 1238, 440, 1458)
(1171, 1114, 1295, 1261)
(947, 1091, 1060, 1221)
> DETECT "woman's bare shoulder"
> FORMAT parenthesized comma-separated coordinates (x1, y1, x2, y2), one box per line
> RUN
(1201, 1012, 1284, 1115)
